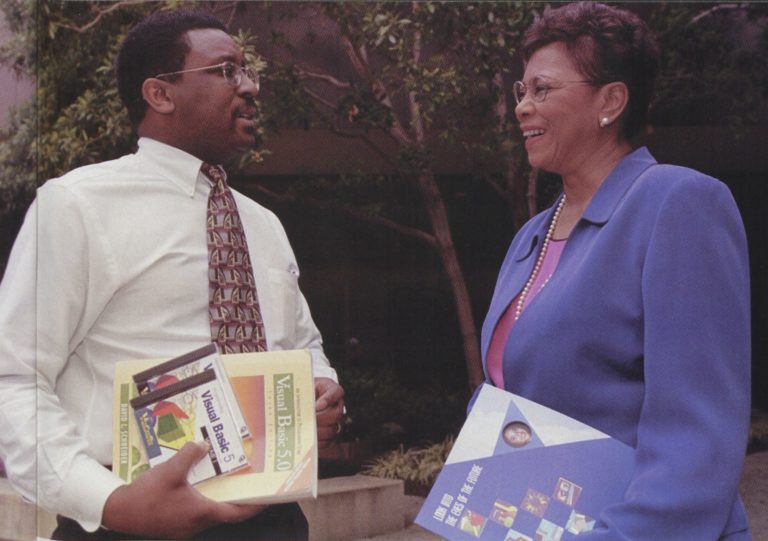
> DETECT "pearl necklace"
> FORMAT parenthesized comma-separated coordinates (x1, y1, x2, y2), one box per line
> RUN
(514, 194, 567, 321)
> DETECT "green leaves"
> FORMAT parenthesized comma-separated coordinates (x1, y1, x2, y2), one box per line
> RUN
(361, 435, 455, 486)
(649, 3, 768, 129)
(0, 0, 161, 215)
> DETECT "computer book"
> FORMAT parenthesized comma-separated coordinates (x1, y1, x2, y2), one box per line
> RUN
(113, 348, 318, 504)
(130, 368, 249, 484)
(415, 384, 634, 540)
(132, 343, 250, 439)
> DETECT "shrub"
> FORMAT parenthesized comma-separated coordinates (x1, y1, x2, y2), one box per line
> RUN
(749, 409, 768, 453)
(339, 364, 468, 449)
(361, 435, 454, 495)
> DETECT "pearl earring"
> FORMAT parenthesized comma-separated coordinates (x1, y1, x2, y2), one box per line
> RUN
(600, 117, 610, 128)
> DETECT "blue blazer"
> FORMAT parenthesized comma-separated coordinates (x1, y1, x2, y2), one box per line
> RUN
(481, 147, 751, 540)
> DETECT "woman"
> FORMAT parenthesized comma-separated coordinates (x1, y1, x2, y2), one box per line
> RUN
(481, 3, 751, 539)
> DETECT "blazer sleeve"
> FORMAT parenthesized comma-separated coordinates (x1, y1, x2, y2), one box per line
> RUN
(584, 173, 751, 539)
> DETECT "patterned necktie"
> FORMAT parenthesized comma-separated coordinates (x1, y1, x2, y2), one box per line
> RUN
(202, 162, 268, 353)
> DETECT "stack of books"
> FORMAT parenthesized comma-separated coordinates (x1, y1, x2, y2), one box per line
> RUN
(112, 344, 317, 504)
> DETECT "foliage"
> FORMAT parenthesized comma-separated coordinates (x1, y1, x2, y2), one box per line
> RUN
(0, 0, 155, 215)
(340, 364, 467, 447)
(750, 409, 768, 453)
(648, 3, 768, 129)
(361, 434, 454, 488)
(0, 1, 766, 439)
(253, 2, 543, 388)
(258, 2, 536, 211)
(0, 0, 35, 75)
(0, 0, 266, 216)
(2, 1, 766, 219)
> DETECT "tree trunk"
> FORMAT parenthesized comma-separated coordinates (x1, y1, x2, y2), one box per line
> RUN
(505, 151, 532, 228)
(415, 169, 485, 390)
(526, 167, 539, 218)
(338, 24, 485, 390)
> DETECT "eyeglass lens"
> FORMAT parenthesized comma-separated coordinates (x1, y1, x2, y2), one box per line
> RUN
(512, 81, 526, 104)
(222, 62, 259, 88)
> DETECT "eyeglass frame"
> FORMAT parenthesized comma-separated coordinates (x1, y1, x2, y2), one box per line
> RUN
(512, 78, 595, 105)
(154, 61, 260, 90)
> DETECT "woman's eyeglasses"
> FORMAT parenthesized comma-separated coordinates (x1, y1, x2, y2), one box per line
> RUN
(512, 79, 593, 104)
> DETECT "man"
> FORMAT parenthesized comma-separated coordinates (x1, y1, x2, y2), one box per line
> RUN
(0, 9, 344, 540)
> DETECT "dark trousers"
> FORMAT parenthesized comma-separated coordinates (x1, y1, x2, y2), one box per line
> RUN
(51, 503, 308, 541)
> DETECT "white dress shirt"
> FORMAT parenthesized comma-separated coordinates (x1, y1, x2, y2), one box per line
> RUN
(0, 138, 336, 530)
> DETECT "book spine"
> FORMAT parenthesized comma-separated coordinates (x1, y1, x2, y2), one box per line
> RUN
(130, 370, 216, 409)
(130, 344, 251, 440)
(132, 343, 217, 388)
(273, 373, 296, 472)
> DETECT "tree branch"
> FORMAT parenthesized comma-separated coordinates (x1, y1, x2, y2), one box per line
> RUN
(408, 28, 426, 143)
(338, 34, 413, 144)
(55, 1, 145, 33)
(326, 128, 401, 170)
(209, 2, 240, 27)
(688, 3, 746, 26)
(287, 92, 399, 168)
(301, 87, 339, 112)
(243, 183, 437, 247)
(493, 71, 507, 132)
(295, 67, 352, 89)
(526, 166, 539, 219)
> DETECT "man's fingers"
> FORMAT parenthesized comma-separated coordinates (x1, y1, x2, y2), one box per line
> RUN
(161, 441, 209, 480)
(210, 503, 266, 525)
(315, 378, 344, 411)
(317, 423, 340, 443)
(315, 379, 345, 443)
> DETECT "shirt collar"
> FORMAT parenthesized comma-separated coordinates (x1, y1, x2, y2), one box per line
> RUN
(136, 137, 213, 197)
(581, 146, 657, 225)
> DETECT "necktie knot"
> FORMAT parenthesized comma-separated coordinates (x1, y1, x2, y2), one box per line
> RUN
(201, 162, 227, 192)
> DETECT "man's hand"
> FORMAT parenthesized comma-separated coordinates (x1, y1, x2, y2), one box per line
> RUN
(102, 442, 264, 539)
(315, 377, 345, 449)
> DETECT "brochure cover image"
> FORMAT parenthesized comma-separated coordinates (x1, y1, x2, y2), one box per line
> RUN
(415, 384, 635, 540)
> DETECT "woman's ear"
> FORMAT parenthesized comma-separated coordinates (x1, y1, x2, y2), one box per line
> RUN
(141, 78, 175, 115)
(598, 81, 629, 127)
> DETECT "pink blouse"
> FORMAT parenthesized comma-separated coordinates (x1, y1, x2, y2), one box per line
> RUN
(487, 238, 567, 388)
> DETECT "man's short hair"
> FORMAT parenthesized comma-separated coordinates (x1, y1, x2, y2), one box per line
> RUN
(116, 10, 227, 126)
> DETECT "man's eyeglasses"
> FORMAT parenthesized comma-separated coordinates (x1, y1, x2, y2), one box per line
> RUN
(155, 61, 260, 90)
(512, 79, 592, 105)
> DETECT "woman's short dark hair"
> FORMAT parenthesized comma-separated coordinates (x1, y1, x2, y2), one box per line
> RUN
(116, 10, 227, 126)
(521, 2, 659, 139)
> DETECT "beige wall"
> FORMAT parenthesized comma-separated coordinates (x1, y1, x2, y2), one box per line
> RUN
(0, 11, 34, 129)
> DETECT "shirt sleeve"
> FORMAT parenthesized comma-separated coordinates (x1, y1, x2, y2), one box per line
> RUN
(264, 211, 337, 382)
(583, 175, 751, 539)
(0, 185, 125, 531)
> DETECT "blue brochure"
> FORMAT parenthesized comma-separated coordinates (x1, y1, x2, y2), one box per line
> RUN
(415, 384, 634, 540)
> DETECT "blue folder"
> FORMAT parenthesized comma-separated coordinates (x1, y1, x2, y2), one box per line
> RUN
(415, 384, 634, 540)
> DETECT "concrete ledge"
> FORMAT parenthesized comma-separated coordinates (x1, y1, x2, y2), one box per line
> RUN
(741, 451, 768, 537)
(0, 478, 56, 540)
(0, 475, 404, 541)
(4, 454, 766, 541)
(300, 475, 405, 541)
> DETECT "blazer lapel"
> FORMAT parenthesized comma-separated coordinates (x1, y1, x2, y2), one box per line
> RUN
(480, 213, 549, 361)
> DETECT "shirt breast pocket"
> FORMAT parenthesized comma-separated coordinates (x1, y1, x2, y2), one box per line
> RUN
(265, 267, 299, 346)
